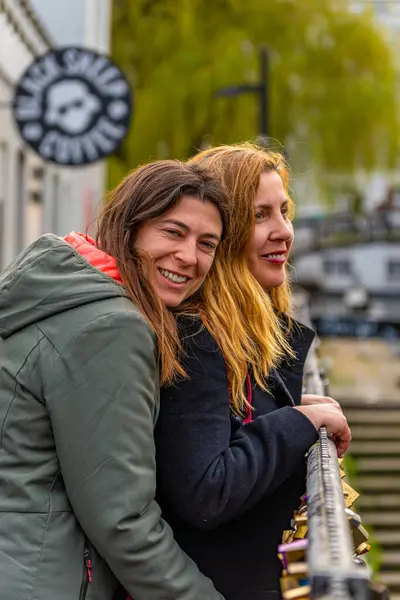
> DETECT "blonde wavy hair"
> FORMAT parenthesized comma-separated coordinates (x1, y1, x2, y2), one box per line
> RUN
(186, 142, 295, 415)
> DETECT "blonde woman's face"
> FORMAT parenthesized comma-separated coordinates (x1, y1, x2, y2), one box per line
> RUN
(247, 171, 293, 290)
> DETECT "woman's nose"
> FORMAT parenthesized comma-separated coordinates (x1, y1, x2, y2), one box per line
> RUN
(270, 217, 293, 241)
(174, 240, 198, 266)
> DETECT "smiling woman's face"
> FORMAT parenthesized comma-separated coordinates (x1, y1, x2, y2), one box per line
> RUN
(247, 170, 294, 290)
(135, 195, 223, 307)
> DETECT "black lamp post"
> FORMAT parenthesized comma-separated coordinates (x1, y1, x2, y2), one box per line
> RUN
(258, 46, 269, 140)
(215, 46, 269, 143)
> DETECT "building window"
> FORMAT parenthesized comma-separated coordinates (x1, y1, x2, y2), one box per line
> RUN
(0, 142, 8, 199)
(15, 150, 26, 255)
(387, 260, 400, 280)
(0, 200, 3, 271)
(0, 143, 9, 271)
(323, 258, 352, 276)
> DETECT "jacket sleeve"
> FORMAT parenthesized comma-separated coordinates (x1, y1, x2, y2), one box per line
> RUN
(44, 311, 223, 600)
(156, 325, 318, 531)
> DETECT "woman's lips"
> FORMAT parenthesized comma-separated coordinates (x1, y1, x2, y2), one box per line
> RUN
(261, 253, 287, 264)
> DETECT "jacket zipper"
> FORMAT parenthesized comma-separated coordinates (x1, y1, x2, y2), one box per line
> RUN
(79, 543, 92, 600)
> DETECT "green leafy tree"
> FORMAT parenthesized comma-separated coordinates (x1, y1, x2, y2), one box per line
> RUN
(108, 0, 399, 189)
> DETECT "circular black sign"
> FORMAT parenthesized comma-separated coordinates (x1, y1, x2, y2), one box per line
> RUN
(12, 46, 132, 166)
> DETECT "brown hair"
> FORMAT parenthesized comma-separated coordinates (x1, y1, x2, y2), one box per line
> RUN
(96, 160, 229, 385)
(187, 143, 295, 414)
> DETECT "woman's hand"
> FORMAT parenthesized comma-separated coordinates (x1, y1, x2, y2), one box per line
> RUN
(301, 394, 342, 409)
(294, 403, 351, 457)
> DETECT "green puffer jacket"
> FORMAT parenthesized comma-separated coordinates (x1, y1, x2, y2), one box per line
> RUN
(0, 234, 223, 600)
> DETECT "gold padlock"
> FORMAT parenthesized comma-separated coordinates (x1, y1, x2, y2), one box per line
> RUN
(293, 513, 308, 525)
(282, 529, 295, 545)
(278, 548, 306, 565)
(346, 508, 369, 550)
(342, 481, 360, 508)
(280, 576, 301, 593)
(283, 585, 311, 600)
(352, 523, 369, 549)
(355, 541, 371, 556)
(293, 525, 308, 540)
(286, 562, 308, 576)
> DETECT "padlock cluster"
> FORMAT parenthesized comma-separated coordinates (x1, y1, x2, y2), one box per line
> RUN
(278, 458, 370, 600)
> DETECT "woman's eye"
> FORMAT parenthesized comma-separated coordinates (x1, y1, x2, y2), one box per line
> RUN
(166, 229, 181, 237)
(201, 241, 216, 251)
(255, 211, 265, 221)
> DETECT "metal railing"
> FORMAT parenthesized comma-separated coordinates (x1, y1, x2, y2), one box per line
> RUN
(304, 367, 370, 600)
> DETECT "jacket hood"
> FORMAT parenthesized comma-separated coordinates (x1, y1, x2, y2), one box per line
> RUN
(0, 233, 126, 339)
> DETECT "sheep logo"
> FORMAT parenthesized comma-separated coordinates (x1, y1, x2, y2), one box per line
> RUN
(13, 46, 132, 166)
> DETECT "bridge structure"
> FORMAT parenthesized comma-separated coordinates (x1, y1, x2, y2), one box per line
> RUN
(292, 210, 400, 257)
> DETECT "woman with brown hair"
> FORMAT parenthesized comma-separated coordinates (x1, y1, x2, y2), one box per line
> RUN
(0, 160, 229, 600)
(155, 144, 351, 600)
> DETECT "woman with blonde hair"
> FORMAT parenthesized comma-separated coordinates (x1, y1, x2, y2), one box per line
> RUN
(154, 144, 351, 600)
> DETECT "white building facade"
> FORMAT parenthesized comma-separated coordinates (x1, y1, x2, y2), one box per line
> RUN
(0, 0, 111, 270)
